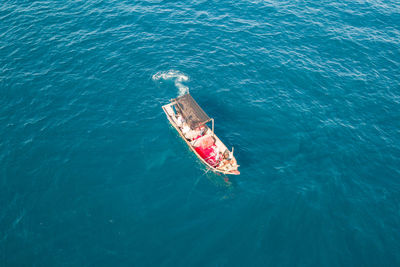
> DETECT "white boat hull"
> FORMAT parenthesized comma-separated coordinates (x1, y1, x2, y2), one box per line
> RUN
(162, 102, 240, 175)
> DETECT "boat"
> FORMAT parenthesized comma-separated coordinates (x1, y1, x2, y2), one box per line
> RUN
(162, 93, 240, 175)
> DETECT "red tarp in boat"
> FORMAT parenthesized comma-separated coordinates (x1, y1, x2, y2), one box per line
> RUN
(194, 136, 219, 167)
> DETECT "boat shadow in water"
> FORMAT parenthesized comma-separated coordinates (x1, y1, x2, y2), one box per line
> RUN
(202, 166, 234, 187)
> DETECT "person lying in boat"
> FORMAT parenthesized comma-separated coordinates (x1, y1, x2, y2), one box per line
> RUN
(217, 150, 237, 170)
(176, 114, 185, 128)
(193, 125, 206, 139)
(176, 114, 196, 140)
(183, 125, 205, 141)
(182, 124, 191, 138)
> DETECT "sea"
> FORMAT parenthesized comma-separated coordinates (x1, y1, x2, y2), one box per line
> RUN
(1, 0, 400, 266)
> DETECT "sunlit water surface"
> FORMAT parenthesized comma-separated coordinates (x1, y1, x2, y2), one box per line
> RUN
(1, 0, 400, 266)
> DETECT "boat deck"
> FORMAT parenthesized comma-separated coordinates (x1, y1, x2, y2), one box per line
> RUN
(162, 102, 240, 175)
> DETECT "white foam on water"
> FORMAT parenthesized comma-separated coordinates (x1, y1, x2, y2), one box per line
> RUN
(152, 70, 189, 96)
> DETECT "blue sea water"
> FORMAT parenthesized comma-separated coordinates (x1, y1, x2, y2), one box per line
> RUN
(1, 0, 400, 266)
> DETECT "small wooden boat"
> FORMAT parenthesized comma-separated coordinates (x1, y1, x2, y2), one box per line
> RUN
(162, 93, 240, 175)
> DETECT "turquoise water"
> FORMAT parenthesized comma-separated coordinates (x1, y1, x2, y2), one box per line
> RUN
(1, 0, 400, 265)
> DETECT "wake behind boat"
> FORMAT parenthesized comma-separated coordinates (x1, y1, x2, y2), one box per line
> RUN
(162, 93, 240, 175)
